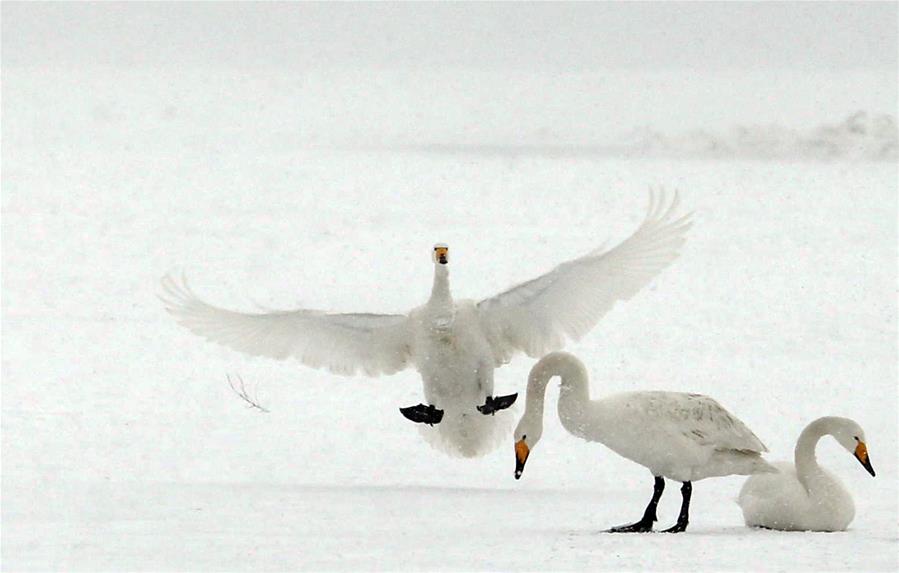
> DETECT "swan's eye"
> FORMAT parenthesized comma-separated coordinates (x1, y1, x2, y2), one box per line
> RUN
(854, 436, 859, 441)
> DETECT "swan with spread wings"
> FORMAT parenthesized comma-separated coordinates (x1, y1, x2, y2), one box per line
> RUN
(161, 190, 691, 457)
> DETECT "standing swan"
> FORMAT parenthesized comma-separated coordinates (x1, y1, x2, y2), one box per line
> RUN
(514, 352, 775, 532)
(162, 191, 690, 457)
(737, 416, 875, 531)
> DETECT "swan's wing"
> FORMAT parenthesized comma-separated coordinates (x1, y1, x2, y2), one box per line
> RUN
(476, 189, 691, 362)
(639, 392, 768, 453)
(160, 275, 412, 377)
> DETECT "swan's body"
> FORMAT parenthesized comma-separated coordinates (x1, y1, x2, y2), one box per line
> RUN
(406, 297, 511, 455)
(514, 352, 775, 532)
(737, 417, 875, 532)
(162, 191, 690, 458)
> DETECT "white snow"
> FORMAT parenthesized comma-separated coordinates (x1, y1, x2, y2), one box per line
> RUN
(618, 112, 898, 161)
(3, 62, 897, 571)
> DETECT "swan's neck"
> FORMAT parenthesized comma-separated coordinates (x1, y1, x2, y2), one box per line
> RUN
(795, 418, 829, 488)
(554, 356, 594, 439)
(520, 366, 552, 437)
(524, 353, 597, 440)
(429, 264, 452, 308)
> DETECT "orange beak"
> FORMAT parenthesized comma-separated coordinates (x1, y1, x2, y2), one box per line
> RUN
(514, 439, 529, 480)
(434, 246, 449, 265)
(854, 441, 875, 477)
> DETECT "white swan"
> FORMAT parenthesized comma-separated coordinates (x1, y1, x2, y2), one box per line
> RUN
(514, 352, 776, 532)
(737, 416, 875, 531)
(161, 190, 690, 457)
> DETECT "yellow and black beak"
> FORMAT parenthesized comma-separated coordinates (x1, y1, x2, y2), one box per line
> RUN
(854, 441, 875, 477)
(514, 439, 529, 480)
(434, 245, 449, 265)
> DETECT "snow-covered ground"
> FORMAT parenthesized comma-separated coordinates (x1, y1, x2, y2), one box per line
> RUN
(3, 63, 897, 571)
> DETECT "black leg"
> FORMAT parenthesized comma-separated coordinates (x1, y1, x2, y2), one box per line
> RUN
(661, 481, 692, 533)
(607, 476, 665, 533)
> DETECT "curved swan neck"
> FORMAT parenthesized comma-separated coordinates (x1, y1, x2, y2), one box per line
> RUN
(524, 352, 593, 437)
(552, 354, 592, 436)
(556, 360, 590, 404)
(795, 418, 830, 486)
(522, 366, 553, 422)
(429, 264, 452, 305)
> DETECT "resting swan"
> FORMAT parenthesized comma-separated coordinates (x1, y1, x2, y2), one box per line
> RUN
(737, 416, 875, 531)
(161, 190, 690, 457)
(514, 352, 776, 532)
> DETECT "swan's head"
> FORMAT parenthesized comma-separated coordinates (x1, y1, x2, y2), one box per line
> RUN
(432, 243, 449, 266)
(513, 418, 542, 480)
(830, 418, 875, 477)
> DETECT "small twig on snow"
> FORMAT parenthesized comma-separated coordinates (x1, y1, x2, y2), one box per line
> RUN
(226, 374, 270, 413)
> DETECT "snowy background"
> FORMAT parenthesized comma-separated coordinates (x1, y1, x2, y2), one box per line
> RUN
(2, 3, 897, 571)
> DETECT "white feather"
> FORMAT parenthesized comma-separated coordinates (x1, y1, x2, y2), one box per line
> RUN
(477, 189, 691, 362)
(160, 274, 412, 377)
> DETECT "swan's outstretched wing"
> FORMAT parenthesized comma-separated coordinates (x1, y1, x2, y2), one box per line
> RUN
(477, 189, 691, 362)
(160, 275, 412, 376)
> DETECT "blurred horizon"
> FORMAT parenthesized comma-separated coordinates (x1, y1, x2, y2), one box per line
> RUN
(3, 3, 897, 139)
(3, 2, 897, 72)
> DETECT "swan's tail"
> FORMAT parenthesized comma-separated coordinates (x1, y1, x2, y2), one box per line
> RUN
(417, 408, 513, 458)
(700, 449, 779, 479)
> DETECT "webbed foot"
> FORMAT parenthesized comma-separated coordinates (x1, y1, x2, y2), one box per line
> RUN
(476, 393, 518, 415)
(606, 519, 655, 533)
(660, 521, 688, 533)
(399, 404, 444, 425)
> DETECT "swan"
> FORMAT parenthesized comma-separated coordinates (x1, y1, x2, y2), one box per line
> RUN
(513, 352, 776, 532)
(161, 190, 691, 458)
(737, 416, 875, 531)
